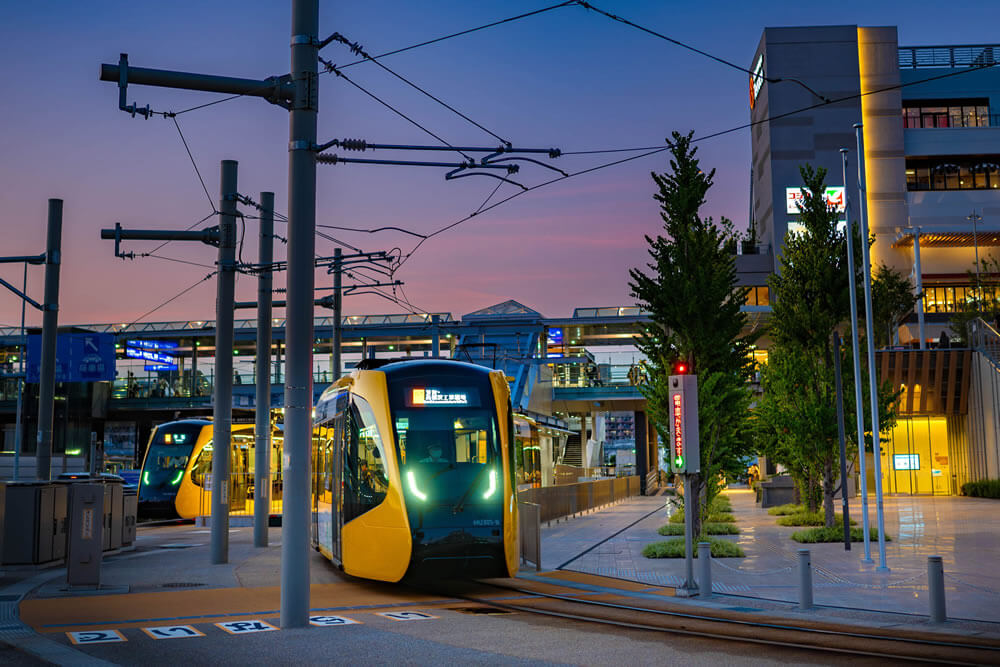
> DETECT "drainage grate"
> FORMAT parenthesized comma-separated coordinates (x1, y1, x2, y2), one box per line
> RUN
(448, 606, 513, 615)
(161, 582, 206, 588)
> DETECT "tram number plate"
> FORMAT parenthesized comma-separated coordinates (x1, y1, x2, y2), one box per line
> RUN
(67, 630, 126, 645)
(377, 611, 438, 622)
(309, 615, 360, 627)
(215, 620, 278, 634)
(143, 625, 205, 640)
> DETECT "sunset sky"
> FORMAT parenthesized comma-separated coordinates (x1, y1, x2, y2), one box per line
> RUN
(3, 1, 1000, 328)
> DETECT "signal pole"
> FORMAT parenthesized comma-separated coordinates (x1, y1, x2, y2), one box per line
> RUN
(255, 192, 274, 548)
(36, 201, 63, 481)
(281, 0, 319, 629)
(210, 160, 239, 565)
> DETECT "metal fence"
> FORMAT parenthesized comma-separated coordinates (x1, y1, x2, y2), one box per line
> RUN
(516, 475, 640, 524)
(197, 471, 284, 518)
(519, 502, 541, 571)
(899, 45, 999, 69)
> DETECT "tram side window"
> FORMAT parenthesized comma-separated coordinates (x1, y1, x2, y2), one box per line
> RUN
(343, 397, 389, 522)
(190, 444, 213, 487)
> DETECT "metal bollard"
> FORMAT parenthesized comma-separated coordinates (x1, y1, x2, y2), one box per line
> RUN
(698, 542, 712, 598)
(928, 555, 947, 623)
(798, 549, 813, 610)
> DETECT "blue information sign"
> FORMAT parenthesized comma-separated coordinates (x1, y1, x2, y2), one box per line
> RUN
(125, 347, 178, 365)
(126, 339, 178, 351)
(26, 333, 116, 383)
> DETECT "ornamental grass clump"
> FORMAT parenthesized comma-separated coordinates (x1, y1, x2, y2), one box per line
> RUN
(776, 511, 856, 527)
(791, 526, 890, 543)
(658, 523, 740, 536)
(643, 537, 744, 558)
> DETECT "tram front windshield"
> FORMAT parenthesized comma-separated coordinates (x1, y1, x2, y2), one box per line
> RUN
(389, 386, 499, 468)
(141, 423, 202, 499)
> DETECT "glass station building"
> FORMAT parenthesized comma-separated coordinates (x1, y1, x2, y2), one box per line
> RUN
(744, 26, 1000, 494)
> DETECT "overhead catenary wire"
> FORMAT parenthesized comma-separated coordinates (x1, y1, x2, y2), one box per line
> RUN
(122, 271, 218, 330)
(325, 33, 508, 145)
(333, 1, 578, 69)
(391, 60, 1000, 270)
(321, 57, 473, 161)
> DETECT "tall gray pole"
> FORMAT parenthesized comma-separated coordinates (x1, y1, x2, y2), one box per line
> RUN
(969, 210, 982, 308)
(432, 314, 440, 357)
(13, 263, 27, 480)
(255, 192, 274, 548)
(832, 331, 851, 551)
(332, 248, 342, 381)
(913, 229, 926, 350)
(211, 160, 238, 565)
(36, 199, 62, 481)
(855, 124, 889, 572)
(842, 148, 872, 563)
(281, 0, 318, 629)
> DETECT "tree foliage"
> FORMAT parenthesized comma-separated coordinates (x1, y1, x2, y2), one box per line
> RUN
(872, 263, 919, 348)
(629, 131, 757, 535)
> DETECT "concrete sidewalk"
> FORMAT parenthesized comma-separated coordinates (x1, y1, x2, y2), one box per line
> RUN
(543, 489, 1000, 629)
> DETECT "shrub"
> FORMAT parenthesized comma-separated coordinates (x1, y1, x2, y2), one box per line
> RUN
(709, 496, 733, 513)
(791, 526, 891, 543)
(767, 503, 804, 516)
(961, 480, 1000, 498)
(669, 509, 736, 524)
(776, 511, 856, 527)
(658, 523, 740, 536)
(642, 537, 745, 558)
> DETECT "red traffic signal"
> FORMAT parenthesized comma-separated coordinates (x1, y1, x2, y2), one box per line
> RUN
(674, 361, 689, 375)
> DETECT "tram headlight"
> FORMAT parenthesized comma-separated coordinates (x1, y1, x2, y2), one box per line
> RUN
(483, 469, 498, 500)
(143, 471, 150, 486)
(406, 471, 428, 501)
(170, 470, 183, 486)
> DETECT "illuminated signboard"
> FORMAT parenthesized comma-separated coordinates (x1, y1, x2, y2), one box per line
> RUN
(145, 362, 178, 372)
(547, 327, 563, 346)
(893, 454, 920, 471)
(672, 393, 684, 468)
(126, 339, 178, 351)
(786, 187, 846, 214)
(749, 54, 764, 109)
(787, 220, 847, 237)
(125, 347, 178, 366)
(409, 388, 470, 406)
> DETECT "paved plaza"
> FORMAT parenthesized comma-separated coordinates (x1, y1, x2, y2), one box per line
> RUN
(544, 488, 1000, 624)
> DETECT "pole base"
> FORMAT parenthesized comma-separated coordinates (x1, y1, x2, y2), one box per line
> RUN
(674, 587, 699, 598)
(861, 557, 874, 564)
(876, 566, 891, 574)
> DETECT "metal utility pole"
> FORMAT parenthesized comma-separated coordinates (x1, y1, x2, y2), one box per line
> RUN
(210, 160, 239, 565)
(841, 148, 872, 563)
(912, 228, 926, 350)
(332, 248, 342, 381)
(36, 200, 63, 480)
(255, 192, 274, 548)
(969, 210, 983, 307)
(854, 123, 889, 572)
(14, 264, 27, 480)
(281, 0, 319, 629)
(832, 331, 851, 551)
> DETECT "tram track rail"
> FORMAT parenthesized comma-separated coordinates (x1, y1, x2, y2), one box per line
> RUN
(424, 577, 1000, 665)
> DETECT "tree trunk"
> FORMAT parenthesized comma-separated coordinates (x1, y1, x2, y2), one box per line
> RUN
(823, 459, 836, 528)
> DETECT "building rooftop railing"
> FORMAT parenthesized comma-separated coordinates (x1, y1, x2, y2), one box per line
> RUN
(899, 44, 999, 69)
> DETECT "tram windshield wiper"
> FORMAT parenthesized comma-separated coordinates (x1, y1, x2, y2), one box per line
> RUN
(452, 465, 489, 515)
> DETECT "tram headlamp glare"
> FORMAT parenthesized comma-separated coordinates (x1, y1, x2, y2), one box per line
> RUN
(170, 470, 183, 486)
(483, 469, 498, 500)
(143, 471, 150, 486)
(406, 471, 428, 501)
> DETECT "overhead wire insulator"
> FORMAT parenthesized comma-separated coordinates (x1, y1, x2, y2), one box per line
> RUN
(340, 138, 368, 151)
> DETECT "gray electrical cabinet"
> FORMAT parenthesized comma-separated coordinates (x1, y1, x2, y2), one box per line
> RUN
(1, 482, 61, 565)
(109, 482, 123, 550)
(67, 483, 103, 587)
(121, 491, 137, 547)
(51, 484, 68, 561)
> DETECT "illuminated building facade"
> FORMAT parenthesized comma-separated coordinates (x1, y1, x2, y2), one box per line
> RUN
(746, 26, 1000, 494)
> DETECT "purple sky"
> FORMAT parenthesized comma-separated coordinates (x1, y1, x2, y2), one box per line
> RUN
(3, 1, 1000, 328)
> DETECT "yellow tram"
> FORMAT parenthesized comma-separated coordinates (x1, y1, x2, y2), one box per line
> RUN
(138, 419, 283, 519)
(311, 358, 519, 582)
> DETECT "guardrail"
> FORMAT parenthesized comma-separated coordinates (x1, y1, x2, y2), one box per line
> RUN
(516, 475, 640, 524)
(519, 502, 541, 571)
(899, 44, 999, 69)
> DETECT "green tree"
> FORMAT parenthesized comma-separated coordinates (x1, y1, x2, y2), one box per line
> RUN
(950, 252, 1000, 344)
(872, 263, 919, 348)
(629, 131, 757, 536)
(757, 165, 853, 525)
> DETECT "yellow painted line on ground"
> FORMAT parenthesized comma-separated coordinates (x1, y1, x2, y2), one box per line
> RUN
(22, 581, 459, 633)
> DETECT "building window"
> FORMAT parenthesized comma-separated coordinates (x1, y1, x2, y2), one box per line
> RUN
(902, 100, 991, 128)
(906, 157, 1000, 191)
(744, 286, 770, 307)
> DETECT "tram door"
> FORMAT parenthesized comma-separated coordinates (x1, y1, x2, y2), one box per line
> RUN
(330, 413, 343, 561)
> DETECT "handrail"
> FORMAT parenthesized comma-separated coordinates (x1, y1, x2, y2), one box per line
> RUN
(899, 44, 999, 69)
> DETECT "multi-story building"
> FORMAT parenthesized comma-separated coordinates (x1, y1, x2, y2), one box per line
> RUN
(743, 26, 1000, 495)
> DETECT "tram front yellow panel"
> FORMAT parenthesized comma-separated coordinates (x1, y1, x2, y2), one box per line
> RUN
(341, 370, 412, 582)
(490, 370, 519, 578)
(175, 427, 214, 519)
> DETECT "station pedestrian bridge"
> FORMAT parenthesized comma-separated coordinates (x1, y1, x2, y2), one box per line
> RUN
(0, 299, 771, 480)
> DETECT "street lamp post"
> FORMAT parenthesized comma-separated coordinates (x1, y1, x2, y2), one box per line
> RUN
(969, 210, 983, 309)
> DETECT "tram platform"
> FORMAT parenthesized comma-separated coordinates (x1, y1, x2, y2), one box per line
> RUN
(1, 490, 999, 664)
